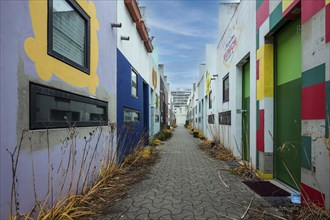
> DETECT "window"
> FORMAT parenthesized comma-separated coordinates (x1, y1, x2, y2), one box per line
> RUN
(30, 83, 108, 129)
(208, 114, 215, 124)
(209, 90, 212, 109)
(131, 69, 138, 97)
(155, 115, 160, 123)
(223, 74, 229, 102)
(124, 108, 140, 123)
(219, 111, 231, 125)
(155, 94, 159, 108)
(48, 0, 90, 73)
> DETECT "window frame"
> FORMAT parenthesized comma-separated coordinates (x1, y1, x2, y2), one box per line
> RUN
(223, 74, 229, 103)
(30, 83, 108, 130)
(47, 0, 90, 74)
(131, 68, 138, 98)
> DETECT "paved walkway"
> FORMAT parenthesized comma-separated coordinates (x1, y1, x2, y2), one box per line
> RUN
(103, 126, 282, 219)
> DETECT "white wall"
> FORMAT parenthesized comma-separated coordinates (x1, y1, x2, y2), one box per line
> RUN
(215, 1, 256, 164)
(205, 44, 217, 139)
(117, 0, 149, 81)
(149, 48, 160, 136)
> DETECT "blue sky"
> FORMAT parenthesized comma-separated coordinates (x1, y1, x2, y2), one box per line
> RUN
(139, 0, 220, 90)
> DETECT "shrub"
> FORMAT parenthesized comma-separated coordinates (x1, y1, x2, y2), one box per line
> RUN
(154, 129, 172, 141)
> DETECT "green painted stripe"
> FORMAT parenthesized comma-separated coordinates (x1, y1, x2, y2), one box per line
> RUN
(257, 0, 264, 10)
(302, 63, 325, 88)
(243, 61, 250, 98)
(256, 101, 260, 130)
(325, 81, 330, 138)
(276, 18, 302, 86)
(301, 136, 312, 170)
(270, 2, 282, 31)
(256, 150, 259, 170)
(256, 29, 259, 49)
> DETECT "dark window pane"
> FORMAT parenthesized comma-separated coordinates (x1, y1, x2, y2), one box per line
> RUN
(223, 74, 229, 102)
(218, 111, 231, 125)
(30, 84, 107, 129)
(131, 70, 138, 97)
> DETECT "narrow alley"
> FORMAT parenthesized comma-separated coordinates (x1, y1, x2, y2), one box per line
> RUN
(1, 0, 330, 219)
(103, 126, 283, 219)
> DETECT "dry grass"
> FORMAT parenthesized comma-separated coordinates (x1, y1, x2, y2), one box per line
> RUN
(294, 203, 330, 220)
(199, 139, 260, 180)
(231, 161, 260, 180)
(198, 131, 206, 140)
(149, 138, 164, 146)
(199, 140, 236, 161)
(20, 146, 159, 220)
(213, 146, 235, 161)
(8, 122, 161, 220)
(271, 134, 330, 219)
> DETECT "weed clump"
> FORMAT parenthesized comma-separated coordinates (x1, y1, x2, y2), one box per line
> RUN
(154, 129, 172, 141)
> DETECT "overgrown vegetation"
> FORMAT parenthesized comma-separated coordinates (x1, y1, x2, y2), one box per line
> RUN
(189, 124, 259, 181)
(185, 122, 330, 218)
(153, 129, 172, 141)
(8, 122, 160, 220)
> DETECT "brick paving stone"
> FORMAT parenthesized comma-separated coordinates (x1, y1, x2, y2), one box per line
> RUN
(101, 126, 284, 219)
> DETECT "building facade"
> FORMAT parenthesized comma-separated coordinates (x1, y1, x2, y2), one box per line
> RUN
(187, 0, 330, 209)
(171, 89, 191, 108)
(1, 0, 118, 217)
(159, 64, 169, 129)
(255, 0, 330, 208)
(0, 0, 170, 217)
(171, 89, 191, 125)
(116, 0, 154, 157)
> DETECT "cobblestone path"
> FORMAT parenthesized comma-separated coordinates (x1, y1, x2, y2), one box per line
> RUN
(102, 126, 283, 219)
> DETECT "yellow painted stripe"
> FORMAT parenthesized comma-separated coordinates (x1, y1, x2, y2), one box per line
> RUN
(257, 44, 274, 101)
(282, 0, 294, 12)
(256, 170, 273, 179)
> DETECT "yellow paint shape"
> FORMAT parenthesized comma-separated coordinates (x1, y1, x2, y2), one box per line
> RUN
(206, 71, 211, 96)
(257, 44, 274, 101)
(282, 0, 294, 12)
(326, 0, 330, 5)
(24, 0, 100, 95)
(256, 170, 273, 180)
(152, 67, 158, 89)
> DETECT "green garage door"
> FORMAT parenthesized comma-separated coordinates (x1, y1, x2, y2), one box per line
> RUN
(275, 18, 301, 189)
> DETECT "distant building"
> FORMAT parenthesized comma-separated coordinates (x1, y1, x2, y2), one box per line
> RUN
(171, 89, 191, 125)
(171, 89, 191, 108)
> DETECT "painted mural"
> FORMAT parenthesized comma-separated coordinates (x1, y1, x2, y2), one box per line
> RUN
(206, 71, 211, 96)
(256, 0, 330, 208)
(221, 25, 241, 67)
(24, 0, 100, 94)
(152, 66, 158, 89)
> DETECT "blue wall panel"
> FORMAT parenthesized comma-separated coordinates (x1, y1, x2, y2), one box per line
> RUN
(117, 49, 148, 159)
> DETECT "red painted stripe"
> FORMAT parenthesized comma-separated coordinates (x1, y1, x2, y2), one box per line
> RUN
(256, 0, 269, 29)
(257, 109, 265, 152)
(282, 0, 300, 19)
(326, 4, 330, 43)
(302, 0, 325, 24)
(256, 60, 260, 80)
(302, 83, 325, 120)
(301, 183, 325, 208)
